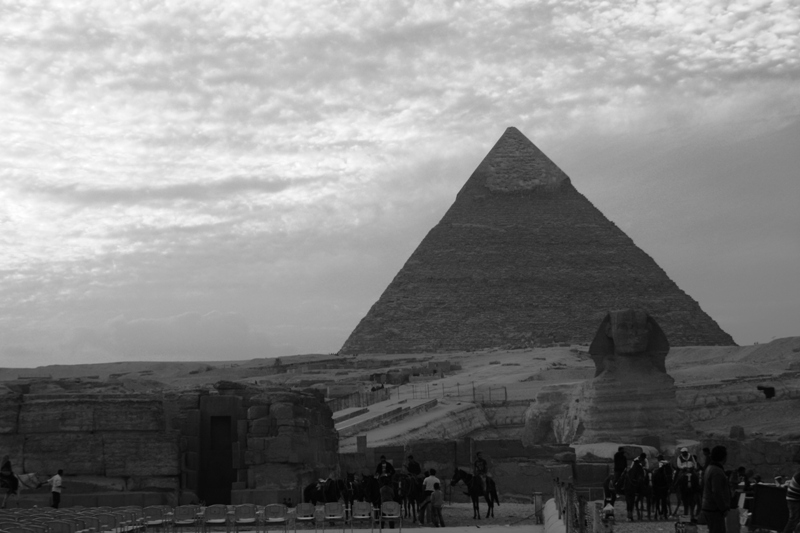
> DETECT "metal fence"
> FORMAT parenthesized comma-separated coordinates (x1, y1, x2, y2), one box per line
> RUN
(398, 381, 508, 404)
(552, 477, 589, 533)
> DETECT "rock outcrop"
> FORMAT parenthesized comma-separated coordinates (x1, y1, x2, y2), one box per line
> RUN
(523, 309, 689, 445)
(341, 127, 735, 354)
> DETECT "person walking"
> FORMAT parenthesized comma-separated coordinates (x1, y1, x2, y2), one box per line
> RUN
(701, 446, 731, 533)
(431, 482, 446, 527)
(781, 470, 800, 533)
(420, 469, 440, 525)
(47, 469, 64, 509)
(614, 447, 628, 482)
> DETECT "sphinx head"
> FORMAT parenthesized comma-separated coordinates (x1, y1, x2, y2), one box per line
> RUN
(606, 308, 651, 355)
(589, 308, 670, 376)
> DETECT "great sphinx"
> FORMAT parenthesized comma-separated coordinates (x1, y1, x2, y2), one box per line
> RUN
(523, 309, 690, 445)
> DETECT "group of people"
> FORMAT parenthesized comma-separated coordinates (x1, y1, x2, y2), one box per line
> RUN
(0, 455, 63, 509)
(604, 444, 800, 533)
(372, 451, 490, 527)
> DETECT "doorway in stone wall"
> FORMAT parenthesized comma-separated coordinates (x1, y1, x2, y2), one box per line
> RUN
(200, 415, 235, 504)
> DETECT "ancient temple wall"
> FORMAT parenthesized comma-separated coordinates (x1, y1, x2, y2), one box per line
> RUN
(0, 383, 338, 507)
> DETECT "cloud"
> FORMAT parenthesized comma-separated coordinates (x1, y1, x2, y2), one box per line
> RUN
(67, 311, 278, 361)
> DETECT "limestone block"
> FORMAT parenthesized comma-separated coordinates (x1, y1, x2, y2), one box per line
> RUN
(244, 450, 267, 465)
(24, 433, 105, 475)
(250, 417, 277, 437)
(66, 475, 127, 492)
(264, 435, 301, 463)
(103, 432, 180, 477)
(176, 392, 202, 410)
(248, 405, 270, 419)
(0, 394, 21, 434)
(730, 426, 746, 440)
(128, 476, 180, 492)
(183, 410, 200, 435)
(249, 463, 308, 490)
(270, 402, 295, 420)
(20, 398, 94, 432)
(94, 398, 164, 431)
(247, 437, 266, 451)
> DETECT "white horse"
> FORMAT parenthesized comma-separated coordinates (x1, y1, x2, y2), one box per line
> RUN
(1, 472, 45, 508)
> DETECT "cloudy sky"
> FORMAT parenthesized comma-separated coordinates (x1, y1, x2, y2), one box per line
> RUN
(2, 0, 798, 367)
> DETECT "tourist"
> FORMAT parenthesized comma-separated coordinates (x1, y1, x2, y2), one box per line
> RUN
(406, 455, 422, 477)
(47, 469, 64, 509)
(431, 482, 445, 527)
(421, 469, 440, 524)
(701, 446, 731, 533)
(625, 456, 645, 521)
(614, 447, 627, 482)
(474, 452, 488, 477)
(677, 447, 698, 471)
(376, 455, 396, 479)
(781, 470, 800, 533)
(603, 471, 617, 507)
(0, 455, 19, 508)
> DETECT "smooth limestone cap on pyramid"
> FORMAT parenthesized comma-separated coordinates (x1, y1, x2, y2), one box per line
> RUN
(341, 127, 735, 354)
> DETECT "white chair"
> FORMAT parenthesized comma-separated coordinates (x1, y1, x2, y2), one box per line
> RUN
(262, 504, 287, 533)
(201, 506, 229, 533)
(378, 503, 400, 533)
(292, 504, 315, 533)
(321, 504, 344, 533)
(348, 502, 374, 533)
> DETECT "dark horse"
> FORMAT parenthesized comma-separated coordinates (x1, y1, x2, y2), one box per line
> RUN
(673, 470, 701, 520)
(450, 468, 499, 519)
(395, 473, 424, 522)
(303, 478, 342, 505)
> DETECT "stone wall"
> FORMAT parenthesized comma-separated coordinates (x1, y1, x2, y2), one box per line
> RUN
(0, 380, 338, 507)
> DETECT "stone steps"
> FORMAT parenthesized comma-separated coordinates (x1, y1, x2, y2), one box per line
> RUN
(335, 398, 439, 438)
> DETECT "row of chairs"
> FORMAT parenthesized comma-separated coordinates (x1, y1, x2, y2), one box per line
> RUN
(289, 501, 402, 533)
(0, 502, 402, 533)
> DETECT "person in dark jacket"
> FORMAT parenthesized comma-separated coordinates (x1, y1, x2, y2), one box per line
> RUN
(614, 447, 628, 482)
(701, 445, 731, 533)
(782, 470, 800, 533)
(376, 456, 396, 479)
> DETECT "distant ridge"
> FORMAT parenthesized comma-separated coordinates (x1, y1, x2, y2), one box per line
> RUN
(341, 127, 735, 353)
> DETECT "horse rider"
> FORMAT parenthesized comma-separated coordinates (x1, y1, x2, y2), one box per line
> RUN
(406, 455, 422, 478)
(0, 455, 19, 509)
(376, 455, 396, 480)
(677, 447, 699, 472)
(474, 452, 489, 480)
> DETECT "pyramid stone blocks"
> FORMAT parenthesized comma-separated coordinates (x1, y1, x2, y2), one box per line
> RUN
(342, 127, 734, 354)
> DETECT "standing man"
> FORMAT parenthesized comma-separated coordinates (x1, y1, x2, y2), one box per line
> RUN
(0, 455, 19, 509)
(701, 446, 731, 533)
(421, 469, 440, 525)
(474, 452, 488, 477)
(47, 469, 64, 509)
(614, 447, 628, 482)
(376, 456, 396, 480)
(406, 455, 422, 478)
(782, 470, 800, 533)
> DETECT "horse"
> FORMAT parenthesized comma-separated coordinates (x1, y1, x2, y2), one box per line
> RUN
(1, 472, 45, 508)
(395, 473, 424, 522)
(359, 473, 382, 508)
(673, 469, 700, 520)
(303, 478, 342, 505)
(651, 463, 673, 520)
(450, 468, 499, 519)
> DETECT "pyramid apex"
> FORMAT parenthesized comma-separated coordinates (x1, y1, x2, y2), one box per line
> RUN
(472, 127, 568, 193)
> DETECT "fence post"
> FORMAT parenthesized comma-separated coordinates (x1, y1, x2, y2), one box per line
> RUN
(472, 382, 475, 402)
(578, 494, 586, 533)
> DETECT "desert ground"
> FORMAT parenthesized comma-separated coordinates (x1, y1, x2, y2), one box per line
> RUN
(2, 336, 799, 442)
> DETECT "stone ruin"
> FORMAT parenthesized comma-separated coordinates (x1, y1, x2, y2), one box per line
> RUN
(522, 309, 690, 446)
(0, 380, 337, 506)
(341, 127, 735, 354)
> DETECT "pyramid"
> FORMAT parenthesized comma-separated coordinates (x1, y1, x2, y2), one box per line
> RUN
(341, 127, 735, 353)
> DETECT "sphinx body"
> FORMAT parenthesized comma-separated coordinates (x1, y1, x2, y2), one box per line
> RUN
(524, 309, 690, 445)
